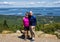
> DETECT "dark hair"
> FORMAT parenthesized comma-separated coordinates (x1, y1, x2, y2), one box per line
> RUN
(25, 12, 29, 15)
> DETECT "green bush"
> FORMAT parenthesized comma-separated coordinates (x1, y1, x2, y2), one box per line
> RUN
(40, 23, 60, 34)
(54, 23, 60, 30)
(42, 24, 55, 34)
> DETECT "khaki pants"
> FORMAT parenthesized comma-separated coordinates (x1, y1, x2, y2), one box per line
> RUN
(30, 26, 35, 38)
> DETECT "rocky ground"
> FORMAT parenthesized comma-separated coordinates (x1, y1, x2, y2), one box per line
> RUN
(0, 31, 60, 42)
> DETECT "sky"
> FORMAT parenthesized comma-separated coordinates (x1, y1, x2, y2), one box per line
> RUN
(0, 0, 60, 8)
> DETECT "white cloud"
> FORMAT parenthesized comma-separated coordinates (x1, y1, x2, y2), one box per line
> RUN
(53, 1, 60, 4)
(28, 2, 35, 5)
(0, 1, 60, 7)
(0, 1, 16, 5)
(37, 1, 46, 4)
(36, 1, 60, 7)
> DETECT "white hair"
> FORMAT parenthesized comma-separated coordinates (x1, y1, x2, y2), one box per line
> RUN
(30, 11, 33, 13)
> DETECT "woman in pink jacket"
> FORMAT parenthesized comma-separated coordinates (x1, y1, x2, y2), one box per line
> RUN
(23, 12, 29, 40)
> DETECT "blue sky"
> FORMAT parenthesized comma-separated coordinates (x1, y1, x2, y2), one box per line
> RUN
(0, 0, 60, 8)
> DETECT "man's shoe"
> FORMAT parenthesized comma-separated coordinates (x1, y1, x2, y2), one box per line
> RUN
(31, 37, 35, 41)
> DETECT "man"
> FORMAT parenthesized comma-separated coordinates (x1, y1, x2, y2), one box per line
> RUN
(29, 11, 37, 41)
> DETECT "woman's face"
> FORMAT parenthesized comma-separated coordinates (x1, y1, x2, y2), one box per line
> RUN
(25, 13, 28, 17)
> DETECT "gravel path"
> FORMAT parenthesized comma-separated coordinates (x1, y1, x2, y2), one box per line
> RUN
(0, 33, 60, 42)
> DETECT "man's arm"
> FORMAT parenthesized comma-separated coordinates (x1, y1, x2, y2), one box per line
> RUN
(34, 16, 37, 25)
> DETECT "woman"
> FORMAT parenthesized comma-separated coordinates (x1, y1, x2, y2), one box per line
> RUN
(23, 12, 29, 40)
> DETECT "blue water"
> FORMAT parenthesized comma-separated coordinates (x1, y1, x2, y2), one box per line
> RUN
(0, 7, 60, 16)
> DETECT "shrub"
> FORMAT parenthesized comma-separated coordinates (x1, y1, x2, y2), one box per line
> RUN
(42, 24, 55, 34)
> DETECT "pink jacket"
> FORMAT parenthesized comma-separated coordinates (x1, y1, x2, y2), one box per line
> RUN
(23, 17, 29, 27)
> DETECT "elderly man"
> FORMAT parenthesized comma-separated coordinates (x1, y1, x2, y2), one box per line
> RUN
(29, 11, 37, 41)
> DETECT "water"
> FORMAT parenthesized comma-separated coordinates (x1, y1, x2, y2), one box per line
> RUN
(0, 7, 60, 16)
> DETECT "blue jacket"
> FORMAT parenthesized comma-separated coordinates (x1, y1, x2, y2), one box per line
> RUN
(29, 16, 37, 26)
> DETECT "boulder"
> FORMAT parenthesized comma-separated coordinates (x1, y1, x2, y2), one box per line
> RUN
(2, 30, 13, 34)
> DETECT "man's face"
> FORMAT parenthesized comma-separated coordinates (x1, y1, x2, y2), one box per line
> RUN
(29, 11, 33, 16)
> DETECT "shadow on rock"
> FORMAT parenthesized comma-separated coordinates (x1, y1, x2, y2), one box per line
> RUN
(18, 34, 31, 40)
(18, 34, 25, 39)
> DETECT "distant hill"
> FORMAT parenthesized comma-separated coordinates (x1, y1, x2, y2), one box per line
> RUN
(0, 7, 60, 16)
